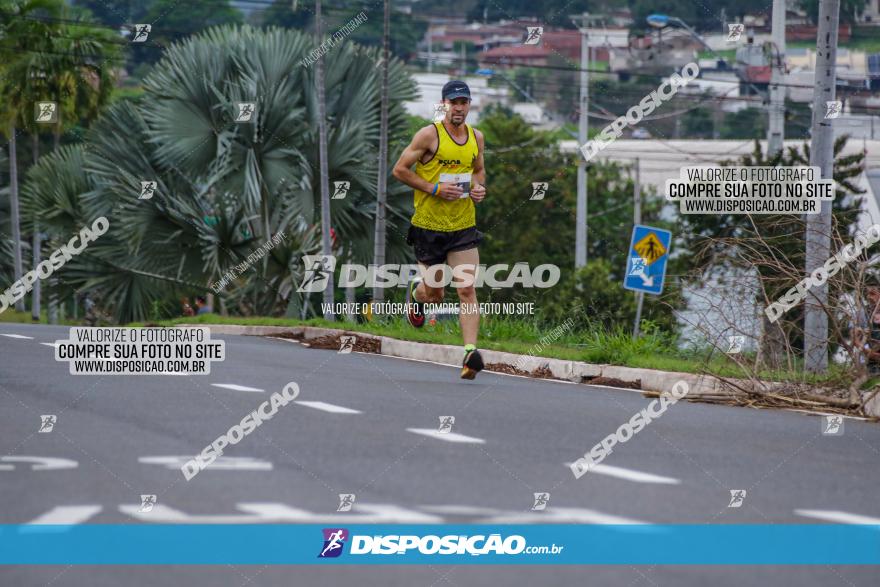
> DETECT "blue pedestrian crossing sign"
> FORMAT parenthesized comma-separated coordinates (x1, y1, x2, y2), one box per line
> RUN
(624, 225, 672, 295)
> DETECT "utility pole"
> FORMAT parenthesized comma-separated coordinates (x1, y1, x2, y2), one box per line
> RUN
(767, 0, 787, 156)
(427, 24, 432, 73)
(804, 0, 840, 372)
(632, 158, 644, 339)
(31, 230, 40, 321)
(315, 0, 335, 320)
(575, 15, 589, 269)
(460, 42, 466, 76)
(372, 0, 391, 303)
(8, 127, 24, 313)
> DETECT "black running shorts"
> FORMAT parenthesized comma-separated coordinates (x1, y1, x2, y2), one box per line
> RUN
(406, 225, 483, 266)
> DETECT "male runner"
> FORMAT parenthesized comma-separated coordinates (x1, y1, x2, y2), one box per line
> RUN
(392, 80, 486, 379)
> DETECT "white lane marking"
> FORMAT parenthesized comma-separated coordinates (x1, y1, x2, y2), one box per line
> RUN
(120, 503, 312, 523)
(243, 503, 443, 523)
(139, 456, 272, 471)
(329, 504, 442, 523)
(28, 505, 102, 525)
(0, 456, 78, 471)
(210, 383, 264, 392)
(406, 428, 486, 444)
(41, 342, 61, 348)
(0, 333, 34, 339)
(120, 503, 442, 524)
(794, 509, 880, 525)
(294, 401, 361, 414)
(420, 504, 503, 516)
(478, 506, 647, 525)
(563, 462, 681, 485)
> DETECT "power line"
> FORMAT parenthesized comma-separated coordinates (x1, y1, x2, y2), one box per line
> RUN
(7, 13, 878, 98)
(416, 52, 876, 93)
(472, 80, 880, 113)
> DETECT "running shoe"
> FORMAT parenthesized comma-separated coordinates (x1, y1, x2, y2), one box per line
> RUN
(460, 348, 484, 380)
(406, 276, 425, 328)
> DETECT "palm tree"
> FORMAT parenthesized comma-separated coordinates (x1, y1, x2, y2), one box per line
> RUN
(26, 10, 120, 322)
(0, 0, 63, 312)
(39, 12, 120, 322)
(1, 0, 119, 318)
(21, 25, 416, 322)
(140, 26, 414, 311)
(43, 14, 122, 148)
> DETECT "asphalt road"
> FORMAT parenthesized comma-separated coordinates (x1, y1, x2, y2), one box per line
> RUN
(1, 323, 879, 586)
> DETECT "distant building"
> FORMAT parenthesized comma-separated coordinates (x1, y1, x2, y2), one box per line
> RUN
(609, 28, 699, 74)
(833, 114, 880, 141)
(680, 73, 749, 113)
(425, 22, 529, 53)
(787, 23, 852, 42)
(477, 45, 550, 69)
(735, 36, 771, 85)
(860, 0, 880, 23)
(787, 47, 873, 90)
(787, 47, 868, 75)
(402, 73, 509, 122)
(511, 103, 558, 129)
(541, 30, 582, 62)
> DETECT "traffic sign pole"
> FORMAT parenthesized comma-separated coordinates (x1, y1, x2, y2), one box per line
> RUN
(632, 159, 644, 339)
(633, 294, 644, 339)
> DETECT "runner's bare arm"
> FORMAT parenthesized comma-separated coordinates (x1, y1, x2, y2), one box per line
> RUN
(470, 129, 486, 202)
(392, 127, 435, 193)
(392, 127, 463, 200)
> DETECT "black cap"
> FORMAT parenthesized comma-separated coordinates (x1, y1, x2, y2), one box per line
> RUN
(442, 80, 471, 101)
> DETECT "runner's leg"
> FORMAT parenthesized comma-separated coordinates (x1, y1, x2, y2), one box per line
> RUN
(416, 262, 446, 304)
(447, 247, 479, 346)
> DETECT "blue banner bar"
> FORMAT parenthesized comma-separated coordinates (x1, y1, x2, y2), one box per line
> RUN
(2, 525, 879, 565)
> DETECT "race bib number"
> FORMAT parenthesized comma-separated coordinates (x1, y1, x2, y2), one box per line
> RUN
(440, 173, 471, 198)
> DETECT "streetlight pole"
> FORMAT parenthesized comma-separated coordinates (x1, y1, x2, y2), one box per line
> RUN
(315, 0, 335, 320)
(632, 159, 644, 338)
(767, 0, 787, 156)
(372, 0, 391, 303)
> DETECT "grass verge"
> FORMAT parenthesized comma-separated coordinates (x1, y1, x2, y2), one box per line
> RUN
(125, 313, 846, 385)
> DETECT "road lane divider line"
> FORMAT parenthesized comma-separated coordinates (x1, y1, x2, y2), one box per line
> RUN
(139, 455, 273, 471)
(794, 509, 880, 525)
(118, 502, 443, 523)
(27, 505, 102, 524)
(477, 506, 648, 525)
(563, 462, 681, 484)
(210, 383, 264, 392)
(294, 400, 362, 414)
(406, 428, 486, 444)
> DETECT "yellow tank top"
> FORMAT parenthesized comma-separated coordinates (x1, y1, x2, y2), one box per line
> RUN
(411, 121, 479, 232)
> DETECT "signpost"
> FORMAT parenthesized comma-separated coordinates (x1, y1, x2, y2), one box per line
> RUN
(625, 224, 672, 295)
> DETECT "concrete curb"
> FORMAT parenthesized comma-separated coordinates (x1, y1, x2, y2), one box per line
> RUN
(182, 323, 722, 396)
